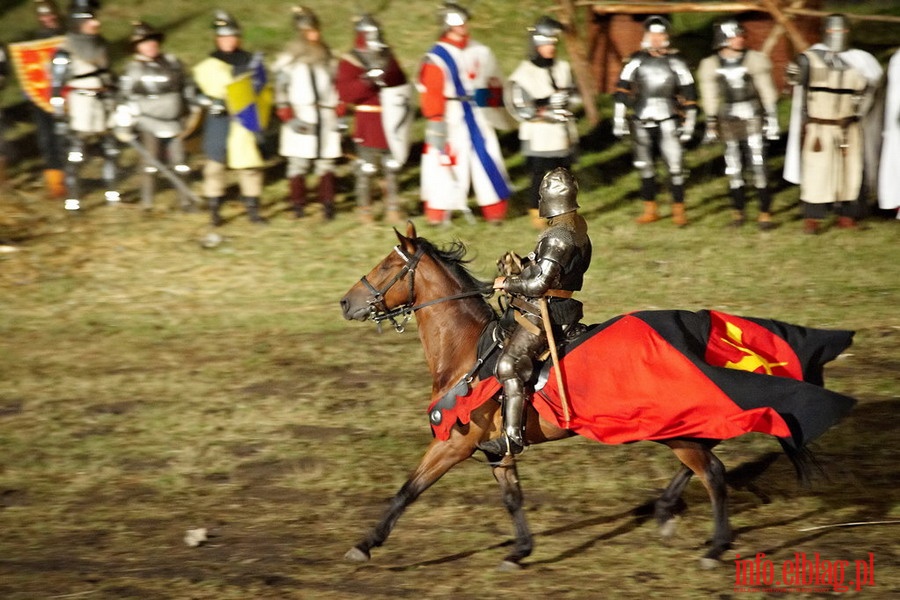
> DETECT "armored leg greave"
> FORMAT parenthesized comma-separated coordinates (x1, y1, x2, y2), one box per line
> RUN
(64, 136, 85, 210)
(355, 159, 375, 208)
(101, 135, 120, 203)
(355, 168, 373, 223)
(319, 172, 336, 220)
(141, 167, 157, 209)
(494, 325, 546, 451)
(384, 161, 400, 214)
(500, 378, 527, 447)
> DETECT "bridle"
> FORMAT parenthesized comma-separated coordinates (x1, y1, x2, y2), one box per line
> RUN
(358, 244, 490, 333)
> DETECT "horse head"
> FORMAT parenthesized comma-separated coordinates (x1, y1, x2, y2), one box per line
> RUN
(340, 222, 424, 329)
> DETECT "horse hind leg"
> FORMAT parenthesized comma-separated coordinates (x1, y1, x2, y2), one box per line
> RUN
(655, 465, 693, 539)
(491, 454, 533, 570)
(667, 441, 732, 568)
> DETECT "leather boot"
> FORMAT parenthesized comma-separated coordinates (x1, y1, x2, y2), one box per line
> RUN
(802, 218, 820, 235)
(290, 175, 306, 217)
(636, 201, 661, 224)
(672, 203, 688, 227)
(243, 197, 267, 224)
(757, 212, 775, 231)
(527, 208, 545, 230)
(729, 186, 746, 227)
(209, 197, 224, 227)
(836, 216, 857, 229)
(319, 172, 336, 220)
(44, 169, 67, 199)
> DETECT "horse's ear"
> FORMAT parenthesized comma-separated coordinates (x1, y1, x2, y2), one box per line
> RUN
(394, 223, 416, 253)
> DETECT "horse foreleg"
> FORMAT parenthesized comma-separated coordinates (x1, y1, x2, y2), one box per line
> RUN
(667, 441, 732, 568)
(490, 454, 533, 569)
(345, 436, 474, 563)
(655, 465, 693, 539)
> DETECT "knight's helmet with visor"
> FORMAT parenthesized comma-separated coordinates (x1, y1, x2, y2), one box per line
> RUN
(712, 19, 745, 49)
(528, 16, 563, 61)
(438, 1, 470, 32)
(538, 167, 580, 219)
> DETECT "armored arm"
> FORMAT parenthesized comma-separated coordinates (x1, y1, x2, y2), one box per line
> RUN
(503, 256, 563, 298)
(613, 56, 639, 137)
(504, 79, 537, 122)
(0, 47, 7, 89)
(502, 235, 573, 298)
(785, 53, 810, 125)
(672, 56, 698, 142)
(696, 57, 719, 143)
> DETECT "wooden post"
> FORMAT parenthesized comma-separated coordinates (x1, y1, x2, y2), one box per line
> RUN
(758, 0, 811, 53)
(558, 0, 600, 125)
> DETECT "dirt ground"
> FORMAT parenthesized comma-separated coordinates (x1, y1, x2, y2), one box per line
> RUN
(1, 345, 897, 600)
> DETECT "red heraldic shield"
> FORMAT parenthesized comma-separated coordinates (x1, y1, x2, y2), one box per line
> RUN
(8, 36, 65, 113)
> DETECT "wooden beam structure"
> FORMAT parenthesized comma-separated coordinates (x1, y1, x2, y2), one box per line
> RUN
(558, 0, 601, 125)
(580, 2, 761, 14)
(556, 1, 898, 112)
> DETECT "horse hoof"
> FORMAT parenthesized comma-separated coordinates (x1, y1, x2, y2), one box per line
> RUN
(344, 547, 370, 563)
(699, 557, 721, 570)
(498, 560, 522, 572)
(658, 519, 678, 539)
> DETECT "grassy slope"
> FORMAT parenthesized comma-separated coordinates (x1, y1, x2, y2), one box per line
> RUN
(1, 1, 899, 599)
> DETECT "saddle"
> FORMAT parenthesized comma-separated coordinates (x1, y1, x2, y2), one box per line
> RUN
(427, 317, 590, 428)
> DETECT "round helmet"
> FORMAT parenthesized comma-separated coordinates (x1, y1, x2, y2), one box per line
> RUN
(643, 15, 671, 35)
(292, 5, 320, 31)
(438, 2, 469, 31)
(528, 16, 563, 59)
(538, 167, 579, 218)
(354, 13, 385, 52)
(212, 9, 240, 37)
(641, 15, 671, 50)
(35, 0, 61, 19)
(130, 20, 164, 49)
(822, 13, 850, 53)
(712, 19, 745, 49)
(69, 0, 99, 29)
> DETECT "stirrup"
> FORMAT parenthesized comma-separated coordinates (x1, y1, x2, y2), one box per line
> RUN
(478, 434, 525, 457)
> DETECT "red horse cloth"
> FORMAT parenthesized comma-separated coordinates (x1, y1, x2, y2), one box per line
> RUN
(428, 310, 855, 448)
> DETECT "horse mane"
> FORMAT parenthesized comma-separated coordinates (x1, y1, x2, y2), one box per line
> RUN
(414, 236, 495, 308)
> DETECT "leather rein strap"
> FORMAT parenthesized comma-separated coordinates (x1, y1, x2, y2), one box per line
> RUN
(359, 245, 490, 333)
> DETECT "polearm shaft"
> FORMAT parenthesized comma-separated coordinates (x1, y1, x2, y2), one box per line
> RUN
(125, 137, 202, 206)
(539, 296, 572, 428)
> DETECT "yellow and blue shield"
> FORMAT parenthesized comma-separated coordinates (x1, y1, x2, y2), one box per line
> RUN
(225, 58, 272, 133)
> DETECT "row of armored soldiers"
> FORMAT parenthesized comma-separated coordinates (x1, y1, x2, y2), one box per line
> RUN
(17, 0, 407, 223)
(11, 1, 890, 232)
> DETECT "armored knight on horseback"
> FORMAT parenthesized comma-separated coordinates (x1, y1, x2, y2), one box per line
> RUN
(480, 167, 592, 456)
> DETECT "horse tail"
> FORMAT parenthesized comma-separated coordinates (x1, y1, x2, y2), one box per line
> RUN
(779, 440, 825, 488)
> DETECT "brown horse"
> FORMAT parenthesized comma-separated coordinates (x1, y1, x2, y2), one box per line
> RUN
(339, 222, 848, 569)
